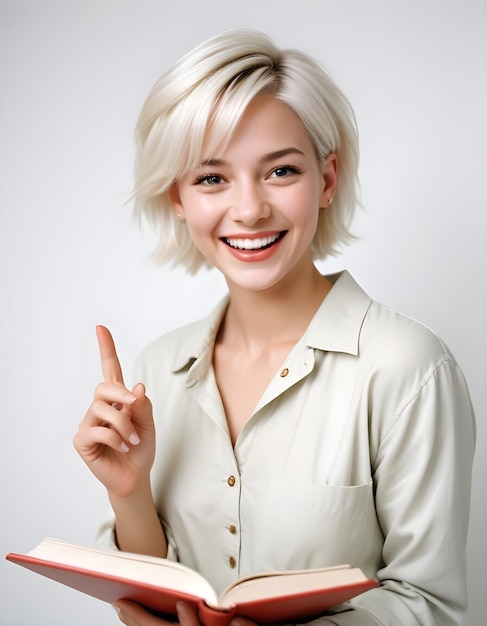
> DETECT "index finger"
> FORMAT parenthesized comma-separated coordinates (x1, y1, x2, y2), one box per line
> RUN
(96, 325, 125, 384)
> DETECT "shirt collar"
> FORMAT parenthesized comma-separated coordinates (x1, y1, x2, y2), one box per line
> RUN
(304, 270, 372, 355)
(170, 297, 229, 373)
(170, 270, 372, 373)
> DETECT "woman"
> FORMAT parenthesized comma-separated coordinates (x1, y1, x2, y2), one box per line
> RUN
(74, 30, 475, 626)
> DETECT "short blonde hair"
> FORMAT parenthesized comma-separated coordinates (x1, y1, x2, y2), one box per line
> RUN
(133, 29, 360, 274)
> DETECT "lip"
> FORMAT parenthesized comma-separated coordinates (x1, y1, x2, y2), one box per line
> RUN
(221, 230, 287, 262)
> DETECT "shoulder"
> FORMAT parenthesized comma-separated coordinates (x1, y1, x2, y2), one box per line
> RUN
(323, 271, 455, 375)
(359, 299, 460, 410)
(358, 300, 471, 444)
(361, 300, 455, 375)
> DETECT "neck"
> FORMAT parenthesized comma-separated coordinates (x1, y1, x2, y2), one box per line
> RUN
(220, 262, 332, 353)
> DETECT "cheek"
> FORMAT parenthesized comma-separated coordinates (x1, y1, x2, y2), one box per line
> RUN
(180, 192, 218, 227)
(180, 196, 223, 254)
(283, 185, 321, 225)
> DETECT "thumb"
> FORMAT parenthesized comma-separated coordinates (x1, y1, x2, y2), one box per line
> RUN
(130, 383, 154, 426)
(132, 382, 146, 397)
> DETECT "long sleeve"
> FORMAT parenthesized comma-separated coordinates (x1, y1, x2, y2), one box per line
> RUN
(306, 611, 382, 625)
(299, 357, 475, 626)
(354, 358, 475, 625)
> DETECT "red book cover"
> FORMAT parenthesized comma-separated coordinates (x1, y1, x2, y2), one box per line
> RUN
(7, 540, 378, 626)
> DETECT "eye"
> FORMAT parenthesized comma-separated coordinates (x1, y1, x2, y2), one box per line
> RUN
(270, 165, 301, 178)
(194, 174, 224, 186)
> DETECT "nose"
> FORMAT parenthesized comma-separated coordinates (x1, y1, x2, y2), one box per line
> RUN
(229, 181, 271, 226)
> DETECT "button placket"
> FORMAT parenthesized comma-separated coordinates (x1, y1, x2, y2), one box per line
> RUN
(225, 472, 240, 571)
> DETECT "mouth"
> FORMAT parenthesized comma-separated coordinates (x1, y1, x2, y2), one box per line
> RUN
(222, 231, 287, 251)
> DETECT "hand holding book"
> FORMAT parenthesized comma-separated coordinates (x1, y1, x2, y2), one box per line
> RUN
(113, 598, 245, 626)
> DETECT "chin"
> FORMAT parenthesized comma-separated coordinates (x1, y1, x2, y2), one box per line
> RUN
(223, 268, 292, 293)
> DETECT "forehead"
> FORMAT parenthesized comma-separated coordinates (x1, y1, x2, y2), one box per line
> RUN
(201, 95, 315, 162)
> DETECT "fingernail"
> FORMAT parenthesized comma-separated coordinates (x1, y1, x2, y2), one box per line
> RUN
(112, 603, 121, 614)
(120, 442, 130, 452)
(129, 432, 140, 445)
(123, 393, 137, 404)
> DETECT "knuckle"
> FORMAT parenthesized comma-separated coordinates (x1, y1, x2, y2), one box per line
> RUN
(90, 398, 105, 414)
(94, 382, 107, 398)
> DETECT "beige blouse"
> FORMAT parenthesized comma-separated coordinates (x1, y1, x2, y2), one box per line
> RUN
(99, 271, 475, 626)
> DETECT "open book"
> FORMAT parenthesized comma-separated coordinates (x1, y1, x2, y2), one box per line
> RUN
(7, 539, 378, 626)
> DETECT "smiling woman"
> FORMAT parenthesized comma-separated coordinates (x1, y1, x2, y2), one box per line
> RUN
(72, 29, 476, 626)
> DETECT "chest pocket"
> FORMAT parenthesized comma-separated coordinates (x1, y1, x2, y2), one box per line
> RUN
(256, 479, 382, 575)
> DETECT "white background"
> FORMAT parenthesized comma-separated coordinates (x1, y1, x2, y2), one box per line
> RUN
(1, 1, 486, 624)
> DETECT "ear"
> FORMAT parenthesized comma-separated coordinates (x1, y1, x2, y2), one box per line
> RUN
(319, 152, 338, 206)
(169, 183, 185, 220)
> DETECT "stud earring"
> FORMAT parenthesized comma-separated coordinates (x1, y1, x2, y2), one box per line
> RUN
(327, 197, 334, 206)
(177, 214, 186, 223)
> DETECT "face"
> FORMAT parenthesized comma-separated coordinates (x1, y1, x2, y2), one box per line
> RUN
(171, 95, 337, 293)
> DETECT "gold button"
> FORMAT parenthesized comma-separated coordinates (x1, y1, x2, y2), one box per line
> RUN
(229, 524, 237, 534)
(280, 368, 289, 377)
(229, 556, 236, 568)
(227, 475, 236, 487)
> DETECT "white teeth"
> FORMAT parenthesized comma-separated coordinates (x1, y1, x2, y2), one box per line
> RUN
(225, 233, 280, 250)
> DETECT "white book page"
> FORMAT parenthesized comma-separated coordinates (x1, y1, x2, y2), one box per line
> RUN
(219, 565, 366, 607)
(30, 539, 218, 605)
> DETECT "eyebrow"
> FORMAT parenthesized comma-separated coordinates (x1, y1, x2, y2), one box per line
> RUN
(199, 147, 305, 168)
